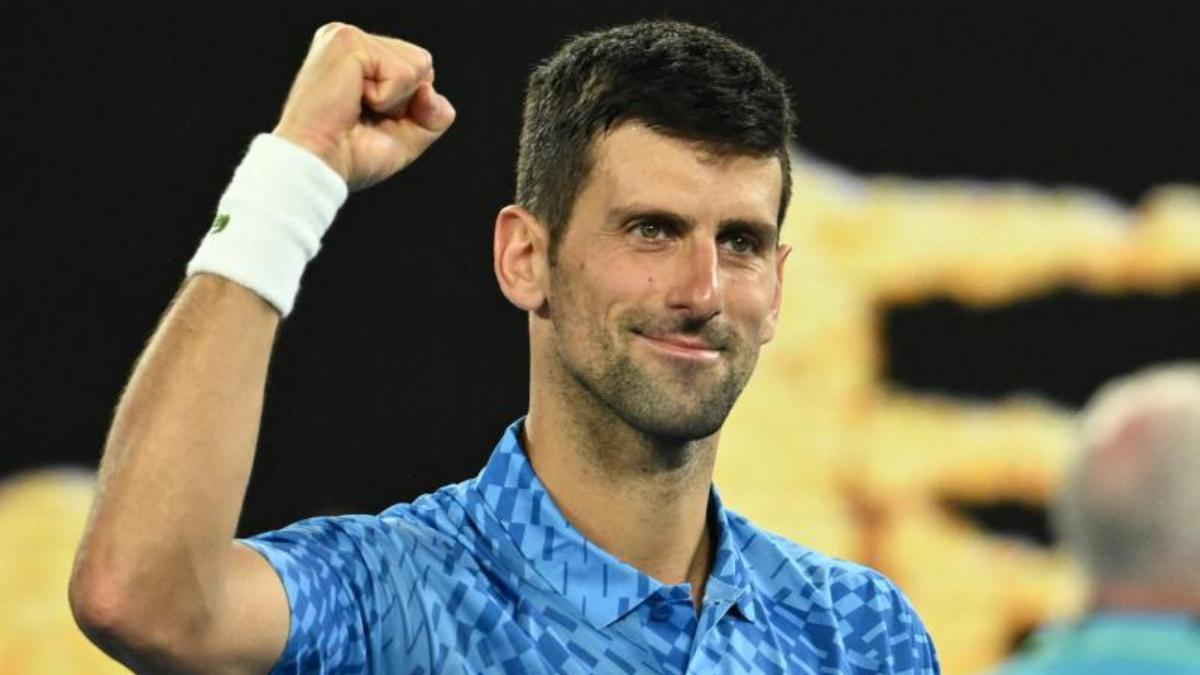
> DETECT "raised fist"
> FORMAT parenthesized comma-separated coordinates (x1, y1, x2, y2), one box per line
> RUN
(272, 23, 456, 191)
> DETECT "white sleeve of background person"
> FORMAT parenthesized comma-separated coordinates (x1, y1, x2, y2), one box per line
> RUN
(185, 133, 348, 317)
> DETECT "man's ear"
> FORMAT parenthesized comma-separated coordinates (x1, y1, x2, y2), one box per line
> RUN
(494, 204, 550, 312)
(759, 243, 791, 344)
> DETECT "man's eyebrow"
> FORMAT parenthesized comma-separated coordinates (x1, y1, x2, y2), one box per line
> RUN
(718, 218, 779, 247)
(606, 205, 695, 228)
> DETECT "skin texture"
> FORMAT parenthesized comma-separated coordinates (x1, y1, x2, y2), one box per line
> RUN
(494, 123, 790, 606)
(69, 23, 453, 674)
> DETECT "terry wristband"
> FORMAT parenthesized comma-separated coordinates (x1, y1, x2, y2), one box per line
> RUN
(186, 133, 348, 317)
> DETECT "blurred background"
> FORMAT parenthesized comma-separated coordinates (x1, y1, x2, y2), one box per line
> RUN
(3, 1, 1199, 673)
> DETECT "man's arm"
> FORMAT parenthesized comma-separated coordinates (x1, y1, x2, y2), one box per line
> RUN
(71, 276, 289, 672)
(69, 23, 455, 674)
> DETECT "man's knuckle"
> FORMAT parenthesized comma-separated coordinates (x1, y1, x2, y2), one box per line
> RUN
(314, 21, 342, 37)
(316, 22, 359, 47)
(412, 47, 434, 72)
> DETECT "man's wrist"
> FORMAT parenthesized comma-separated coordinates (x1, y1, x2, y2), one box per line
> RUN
(271, 124, 349, 184)
(185, 133, 349, 317)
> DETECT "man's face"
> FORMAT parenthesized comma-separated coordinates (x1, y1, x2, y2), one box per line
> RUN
(544, 123, 788, 442)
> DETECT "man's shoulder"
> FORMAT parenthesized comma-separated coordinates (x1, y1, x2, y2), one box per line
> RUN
(379, 480, 471, 529)
(245, 479, 476, 562)
(367, 479, 487, 556)
(727, 508, 940, 671)
(726, 508, 919, 618)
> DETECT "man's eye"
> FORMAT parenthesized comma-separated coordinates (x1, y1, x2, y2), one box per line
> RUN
(635, 222, 665, 239)
(725, 234, 757, 254)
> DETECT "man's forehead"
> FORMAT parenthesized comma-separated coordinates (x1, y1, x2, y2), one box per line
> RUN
(584, 123, 783, 218)
(590, 122, 775, 165)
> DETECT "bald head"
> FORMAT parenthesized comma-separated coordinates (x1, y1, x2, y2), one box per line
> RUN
(1056, 363, 1200, 604)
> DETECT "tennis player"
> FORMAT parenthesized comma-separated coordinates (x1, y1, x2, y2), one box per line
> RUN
(71, 20, 939, 674)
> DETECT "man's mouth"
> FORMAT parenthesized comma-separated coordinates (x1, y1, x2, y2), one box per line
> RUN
(632, 330, 722, 361)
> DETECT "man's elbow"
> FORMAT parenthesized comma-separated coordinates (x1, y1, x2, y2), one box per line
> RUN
(69, 565, 152, 657)
(68, 564, 198, 671)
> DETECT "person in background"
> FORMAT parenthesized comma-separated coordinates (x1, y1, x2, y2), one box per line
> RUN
(995, 363, 1200, 674)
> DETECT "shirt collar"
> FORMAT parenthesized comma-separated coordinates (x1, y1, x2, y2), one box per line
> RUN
(468, 418, 757, 629)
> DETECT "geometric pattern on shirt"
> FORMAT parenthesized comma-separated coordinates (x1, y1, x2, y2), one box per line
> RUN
(243, 418, 941, 674)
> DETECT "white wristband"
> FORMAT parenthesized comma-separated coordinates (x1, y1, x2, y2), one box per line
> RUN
(186, 133, 348, 317)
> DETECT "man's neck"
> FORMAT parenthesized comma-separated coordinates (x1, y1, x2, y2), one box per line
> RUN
(1091, 583, 1200, 615)
(523, 399, 717, 610)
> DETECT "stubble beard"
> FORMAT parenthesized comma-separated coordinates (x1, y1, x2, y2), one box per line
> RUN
(555, 306, 759, 462)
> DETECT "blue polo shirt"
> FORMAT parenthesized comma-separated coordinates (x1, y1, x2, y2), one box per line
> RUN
(244, 420, 940, 674)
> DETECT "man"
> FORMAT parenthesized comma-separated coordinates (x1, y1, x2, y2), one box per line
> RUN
(994, 364, 1200, 675)
(70, 20, 939, 674)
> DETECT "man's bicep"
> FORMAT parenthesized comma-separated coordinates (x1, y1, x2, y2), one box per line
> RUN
(197, 542, 291, 674)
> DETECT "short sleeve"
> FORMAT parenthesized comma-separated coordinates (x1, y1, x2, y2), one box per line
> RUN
(241, 514, 407, 674)
(906, 598, 941, 675)
(832, 568, 942, 674)
(874, 573, 941, 675)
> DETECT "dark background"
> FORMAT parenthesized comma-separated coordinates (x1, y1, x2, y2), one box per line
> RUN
(6, 0, 1198, 536)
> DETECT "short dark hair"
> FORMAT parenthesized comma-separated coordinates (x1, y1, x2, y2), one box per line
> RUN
(515, 20, 795, 255)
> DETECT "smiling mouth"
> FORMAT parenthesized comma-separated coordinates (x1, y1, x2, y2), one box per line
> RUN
(633, 331, 722, 361)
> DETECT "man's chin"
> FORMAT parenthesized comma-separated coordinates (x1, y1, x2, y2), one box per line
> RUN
(573, 351, 749, 442)
(617, 396, 732, 443)
(615, 367, 748, 438)
(648, 418, 725, 443)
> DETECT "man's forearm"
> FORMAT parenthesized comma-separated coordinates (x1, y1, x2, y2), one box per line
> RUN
(69, 23, 454, 668)
(71, 273, 279, 638)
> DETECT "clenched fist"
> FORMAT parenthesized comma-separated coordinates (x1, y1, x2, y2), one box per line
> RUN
(273, 23, 456, 191)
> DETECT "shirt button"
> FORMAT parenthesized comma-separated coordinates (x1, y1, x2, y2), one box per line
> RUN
(650, 603, 673, 622)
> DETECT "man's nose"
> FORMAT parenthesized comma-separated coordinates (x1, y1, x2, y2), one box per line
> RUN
(665, 238, 721, 319)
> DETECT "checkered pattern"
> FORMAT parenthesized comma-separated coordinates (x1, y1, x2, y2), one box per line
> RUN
(244, 419, 940, 674)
